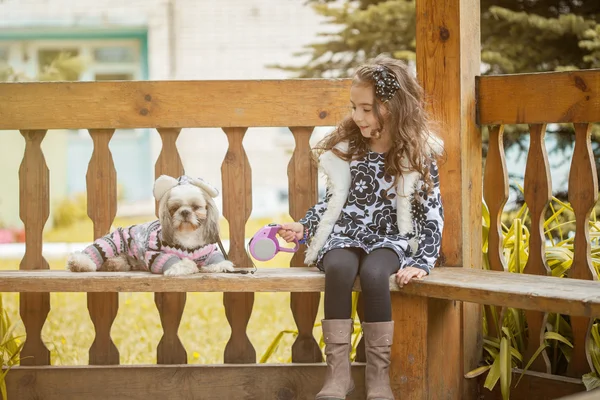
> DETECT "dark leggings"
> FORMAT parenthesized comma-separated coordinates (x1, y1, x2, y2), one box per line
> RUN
(323, 247, 401, 322)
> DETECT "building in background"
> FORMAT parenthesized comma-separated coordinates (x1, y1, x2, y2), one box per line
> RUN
(0, 0, 335, 231)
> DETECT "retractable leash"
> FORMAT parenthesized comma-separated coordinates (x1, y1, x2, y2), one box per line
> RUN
(248, 223, 299, 260)
(217, 223, 300, 275)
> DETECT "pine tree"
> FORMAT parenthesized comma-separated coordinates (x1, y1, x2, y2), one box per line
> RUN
(274, 0, 599, 77)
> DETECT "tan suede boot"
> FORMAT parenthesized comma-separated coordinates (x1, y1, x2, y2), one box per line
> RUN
(363, 321, 395, 400)
(315, 319, 355, 400)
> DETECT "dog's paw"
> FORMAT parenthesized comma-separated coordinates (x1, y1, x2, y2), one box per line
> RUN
(164, 259, 198, 276)
(200, 260, 235, 273)
(67, 252, 97, 272)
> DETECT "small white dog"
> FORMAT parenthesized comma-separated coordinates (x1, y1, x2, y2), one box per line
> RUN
(67, 175, 235, 276)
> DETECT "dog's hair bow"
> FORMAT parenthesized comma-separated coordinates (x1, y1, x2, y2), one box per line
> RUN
(153, 175, 219, 202)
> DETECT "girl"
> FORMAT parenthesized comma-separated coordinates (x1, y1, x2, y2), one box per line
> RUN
(278, 55, 444, 400)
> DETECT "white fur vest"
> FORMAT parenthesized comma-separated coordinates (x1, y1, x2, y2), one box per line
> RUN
(303, 136, 444, 266)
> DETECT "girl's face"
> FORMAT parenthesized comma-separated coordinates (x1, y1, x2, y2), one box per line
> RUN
(350, 83, 387, 139)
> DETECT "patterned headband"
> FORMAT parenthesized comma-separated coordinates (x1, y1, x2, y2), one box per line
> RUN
(177, 175, 219, 198)
(372, 65, 401, 103)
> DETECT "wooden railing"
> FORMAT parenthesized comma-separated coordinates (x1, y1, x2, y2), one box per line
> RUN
(478, 69, 600, 385)
(0, 70, 598, 400)
(1, 79, 351, 368)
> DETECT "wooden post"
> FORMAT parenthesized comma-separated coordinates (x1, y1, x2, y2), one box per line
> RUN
(19, 130, 51, 366)
(222, 127, 256, 364)
(567, 123, 598, 378)
(483, 125, 509, 339)
(288, 126, 322, 363)
(86, 129, 120, 365)
(154, 128, 187, 365)
(522, 124, 552, 373)
(392, 0, 482, 399)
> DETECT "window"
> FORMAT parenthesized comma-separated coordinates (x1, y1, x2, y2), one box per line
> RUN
(94, 46, 138, 63)
(88, 43, 141, 81)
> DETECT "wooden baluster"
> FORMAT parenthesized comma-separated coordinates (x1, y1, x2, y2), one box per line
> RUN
(86, 129, 119, 365)
(482, 125, 509, 338)
(522, 124, 552, 373)
(567, 123, 598, 378)
(154, 128, 187, 364)
(222, 127, 255, 363)
(288, 126, 322, 363)
(18, 130, 50, 366)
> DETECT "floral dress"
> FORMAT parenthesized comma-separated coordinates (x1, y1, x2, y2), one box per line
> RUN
(299, 151, 444, 273)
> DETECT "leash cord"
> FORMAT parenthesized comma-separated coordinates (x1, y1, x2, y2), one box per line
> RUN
(216, 236, 257, 275)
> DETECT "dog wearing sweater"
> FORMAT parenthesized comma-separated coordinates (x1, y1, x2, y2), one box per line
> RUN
(67, 175, 235, 276)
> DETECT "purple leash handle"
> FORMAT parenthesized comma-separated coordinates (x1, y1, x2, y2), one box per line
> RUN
(277, 238, 300, 253)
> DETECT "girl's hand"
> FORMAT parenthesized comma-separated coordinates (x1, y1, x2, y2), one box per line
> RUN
(395, 266, 427, 288)
(277, 222, 304, 243)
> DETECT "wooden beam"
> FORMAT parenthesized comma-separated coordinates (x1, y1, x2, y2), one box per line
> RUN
(0, 79, 351, 130)
(5, 364, 366, 400)
(416, 0, 481, 398)
(2, 268, 598, 317)
(477, 69, 600, 125)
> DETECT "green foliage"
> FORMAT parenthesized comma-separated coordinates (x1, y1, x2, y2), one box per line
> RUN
(272, 0, 417, 77)
(277, 0, 600, 77)
(52, 193, 88, 230)
(51, 185, 127, 230)
(0, 51, 85, 82)
(482, 5, 598, 74)
(475, 197, 600, 398)
(0, 294, 25, 400)
(582, 322, 600, 390)
(37, 52, 85, 81)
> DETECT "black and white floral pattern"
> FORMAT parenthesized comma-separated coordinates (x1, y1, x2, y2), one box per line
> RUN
(299, 152, 444, 273)
(402, 160, 444, 273)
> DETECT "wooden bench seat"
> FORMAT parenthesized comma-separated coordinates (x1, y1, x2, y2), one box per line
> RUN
(2, 267, 598, 317)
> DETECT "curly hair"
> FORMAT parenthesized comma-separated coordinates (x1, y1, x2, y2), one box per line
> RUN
(313, 54, 443, 194)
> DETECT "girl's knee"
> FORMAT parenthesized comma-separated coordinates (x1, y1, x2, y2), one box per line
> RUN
(359, 260, 396, 293)
(359, 269, 391, 292)
(323, 249, 359, 283)
(324, 259, 355, 281)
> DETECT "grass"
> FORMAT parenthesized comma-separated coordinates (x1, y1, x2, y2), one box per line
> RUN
(1, 215, 328, 365)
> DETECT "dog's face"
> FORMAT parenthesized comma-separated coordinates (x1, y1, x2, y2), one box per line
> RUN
(158, 184, 220, 249)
